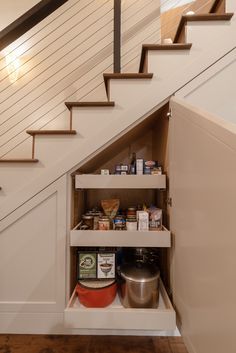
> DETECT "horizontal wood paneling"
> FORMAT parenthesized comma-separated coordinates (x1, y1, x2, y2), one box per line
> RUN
(121, 0, 161, 72)
(0, 0, 114, 158)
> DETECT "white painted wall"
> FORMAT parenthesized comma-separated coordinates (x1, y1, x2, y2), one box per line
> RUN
(0, 0, 39, 31)
(176, 50, 236, 124)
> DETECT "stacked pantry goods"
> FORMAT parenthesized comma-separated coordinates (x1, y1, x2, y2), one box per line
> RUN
(78, 201, 163, 232)
(101, 155, 162, 175)
(76, 247, 160, 309)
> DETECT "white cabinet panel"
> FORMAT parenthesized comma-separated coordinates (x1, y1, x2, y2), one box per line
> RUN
(0, 175, 67, 313)
(169, 97, 236, 353)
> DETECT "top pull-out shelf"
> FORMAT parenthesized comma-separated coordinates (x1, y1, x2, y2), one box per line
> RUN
(75, 174, 166, 189)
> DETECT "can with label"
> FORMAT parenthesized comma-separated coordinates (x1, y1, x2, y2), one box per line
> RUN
(98, 216, 110, 230)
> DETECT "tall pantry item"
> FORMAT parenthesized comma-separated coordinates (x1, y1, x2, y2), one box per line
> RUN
(119, 262, 160, 308)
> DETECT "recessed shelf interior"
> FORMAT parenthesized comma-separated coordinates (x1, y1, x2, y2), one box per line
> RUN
(69, 102, 170, 303)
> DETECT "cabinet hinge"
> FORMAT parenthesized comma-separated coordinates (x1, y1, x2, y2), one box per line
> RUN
(166, 197, 172, 207)
(166, 108, 172, 119)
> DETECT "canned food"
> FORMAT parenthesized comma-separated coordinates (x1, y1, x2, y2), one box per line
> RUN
(114, 216, 125, 230)
(126, 219, 137, 231)
(120, 165, 129, 172)
(115, 165, 122, 172)
(98, 217, 110, 230)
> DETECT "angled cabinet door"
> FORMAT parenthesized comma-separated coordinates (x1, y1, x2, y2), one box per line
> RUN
(169, 97, 236, 353)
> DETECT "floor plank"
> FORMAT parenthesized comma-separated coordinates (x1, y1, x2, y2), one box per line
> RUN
(168, 337, 189, 353)
(0, 335, 189, 353)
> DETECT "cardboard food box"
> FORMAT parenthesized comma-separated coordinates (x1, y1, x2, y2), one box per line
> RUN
(78, 252, 97, 279)
(97, 253, 115, 279)
(77, 248, 116, 280)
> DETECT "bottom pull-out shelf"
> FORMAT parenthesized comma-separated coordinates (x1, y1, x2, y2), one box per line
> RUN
(64, 280, 176, 331)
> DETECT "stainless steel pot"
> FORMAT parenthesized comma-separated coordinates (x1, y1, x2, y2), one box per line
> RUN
(118, 262, 160, 308)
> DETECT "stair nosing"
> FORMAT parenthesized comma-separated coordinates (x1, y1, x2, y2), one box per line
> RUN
(0, 159, 39, 163)
(26, 130, 77, 136)
(64, 101, 115, 110)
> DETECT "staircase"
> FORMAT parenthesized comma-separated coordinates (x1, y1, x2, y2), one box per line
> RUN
(0, 0, 235, 220)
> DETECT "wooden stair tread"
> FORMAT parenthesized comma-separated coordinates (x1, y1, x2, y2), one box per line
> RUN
(139, 43, 192, 73)
(104, 73, 153, 79)
(103, 73, 153, 95)
(65, 101, 115, 110)
(0, 159, 39, 163)
(174, 13, 234, 43)
(26, 130, 77, 136)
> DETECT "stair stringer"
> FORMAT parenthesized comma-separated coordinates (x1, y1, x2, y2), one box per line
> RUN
(0, 13, 236, 221)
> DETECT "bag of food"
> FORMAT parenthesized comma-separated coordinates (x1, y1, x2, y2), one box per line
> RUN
(148, 206, 162, 230)
(101, 199, 120, 219)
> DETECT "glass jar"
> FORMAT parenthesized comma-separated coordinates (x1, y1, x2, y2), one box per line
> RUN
(82, 215, 94, 230)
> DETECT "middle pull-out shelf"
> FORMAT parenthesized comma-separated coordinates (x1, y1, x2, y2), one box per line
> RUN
(75, 174, 166, 189)
(64, 280, 176, 331)
(70, 226, 171, 247)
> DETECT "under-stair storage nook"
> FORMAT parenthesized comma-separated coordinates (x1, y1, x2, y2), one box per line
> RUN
(65, 103, 176, 331)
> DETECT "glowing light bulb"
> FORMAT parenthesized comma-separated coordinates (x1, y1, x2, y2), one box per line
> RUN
(186, 11, 195, 15)
(5, 50, 21, 83)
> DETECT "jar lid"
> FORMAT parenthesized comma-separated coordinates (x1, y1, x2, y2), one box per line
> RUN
(99, 216, 110, 221)
(82, 215, 93, 220)
(78, 279, 115, 289)
(120, 262, 160, 283)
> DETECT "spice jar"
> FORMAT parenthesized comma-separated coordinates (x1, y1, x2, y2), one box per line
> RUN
(126, 218, 137, 231)
(98, 216, 110, 230)
(127, 207, 136, 217)
(114, 216, 125, 230)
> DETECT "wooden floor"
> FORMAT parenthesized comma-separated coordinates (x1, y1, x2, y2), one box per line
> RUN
(0, 335, 189, 353)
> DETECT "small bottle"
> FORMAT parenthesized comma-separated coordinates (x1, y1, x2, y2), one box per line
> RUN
(130, 152, 136, 174)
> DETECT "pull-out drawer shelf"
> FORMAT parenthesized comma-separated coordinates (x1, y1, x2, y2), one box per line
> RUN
(64, 280, 176, 331)
(70, 226, 171, 247)
(75, 174, 166, 189)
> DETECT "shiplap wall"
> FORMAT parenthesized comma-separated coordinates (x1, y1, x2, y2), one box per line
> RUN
(0, 0, 161, 159)
(0, 0, 114, 158)
(121, 0, 161, 72)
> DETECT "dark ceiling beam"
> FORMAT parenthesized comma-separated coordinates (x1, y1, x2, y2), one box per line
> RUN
(0, 0, 68, 52)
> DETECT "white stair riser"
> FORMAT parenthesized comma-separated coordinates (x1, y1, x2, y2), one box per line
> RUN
(186, 20, 235, 45)
(226, 0, 236, 12)
(147, 51, 191, 80)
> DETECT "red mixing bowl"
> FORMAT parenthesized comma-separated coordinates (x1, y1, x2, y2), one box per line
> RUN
(76, 279, 117, 308)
